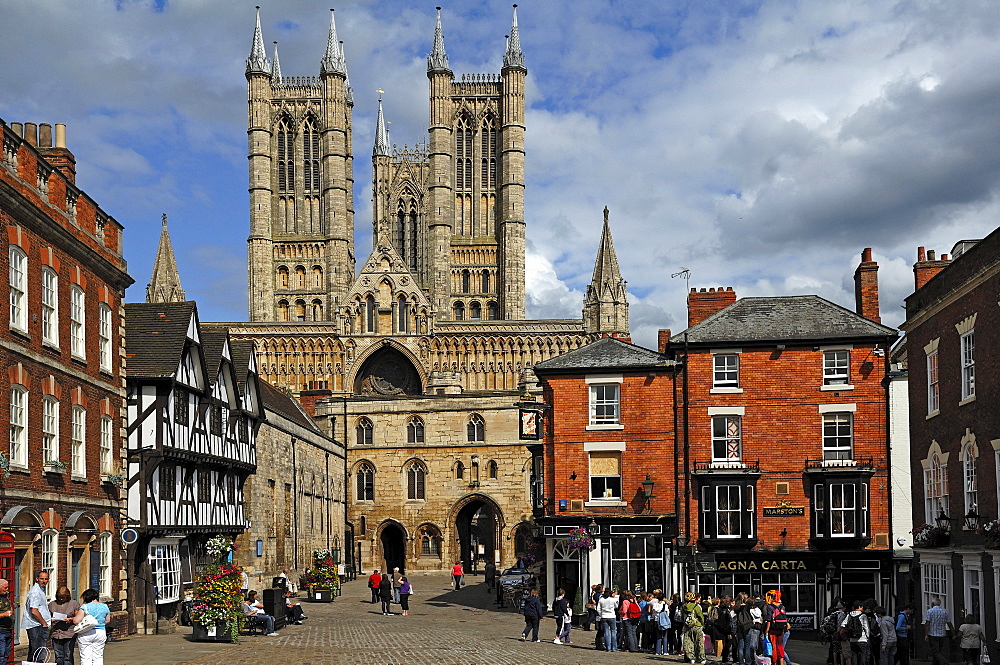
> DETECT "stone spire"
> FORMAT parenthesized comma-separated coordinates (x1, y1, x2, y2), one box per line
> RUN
(503, 4, 525, 70)
(583, 207, 629, 337)
(146, 214, 187, 304)
(320, 9, 347, 76)
(246, 6, 271, 75)
(271, 42, 282, 83)
(343, 48, 355, 105)
(374, 98, 390, 157)
(427, 7, 450, 73)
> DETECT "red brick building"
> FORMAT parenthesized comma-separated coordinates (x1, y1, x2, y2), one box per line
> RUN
(900, 231, 1000, 662)
(1, 118, 133, 640)
(665, 261, 897, 628)
(533, 337, 680, 611)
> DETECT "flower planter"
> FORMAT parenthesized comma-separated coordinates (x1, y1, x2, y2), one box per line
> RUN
(309, 586, 334, 602)
(43, 464, 67, 475)
(192, 621, 236, 642)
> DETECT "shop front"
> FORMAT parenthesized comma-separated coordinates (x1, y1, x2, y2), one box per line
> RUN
(686, 551, 893, 630)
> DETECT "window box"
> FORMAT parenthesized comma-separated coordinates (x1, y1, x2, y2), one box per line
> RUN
(43, 461, 67, 475)
(101, 473, 125, 488)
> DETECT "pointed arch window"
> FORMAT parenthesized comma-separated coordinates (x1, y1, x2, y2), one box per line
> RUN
(396, 201, 408, 264)
(455, 115, 473, 192)
(356, 463, 375, 501)
(467, 415, 485, 442)
(481, 115, 496, 189)
(397, 295, 409, 333)
(366, 294, 377, 333)
(408, 205, 418, 272)
(419, 526, 442, 557)
(302, 117, 320, 192)
(356, 418, 373, 446)
(406, 462, 426, 500)
(455, 460, 465, 480)
(276, 116, 294, 194)
(407, 417, 425, 443)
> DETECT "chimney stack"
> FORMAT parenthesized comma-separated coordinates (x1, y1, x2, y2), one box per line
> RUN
(913, 246, 951, 291)
(36, 122, 76, 185)
(853, 247, 880, 323)
(657, 329, 672, 353)
(687, 287, 737, 327)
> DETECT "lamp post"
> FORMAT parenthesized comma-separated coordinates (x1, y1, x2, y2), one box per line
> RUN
(963, 508, 983, 531)
(935, 512, 951, 531)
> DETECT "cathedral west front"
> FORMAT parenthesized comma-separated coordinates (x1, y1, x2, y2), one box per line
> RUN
(219, 6, 631, 575)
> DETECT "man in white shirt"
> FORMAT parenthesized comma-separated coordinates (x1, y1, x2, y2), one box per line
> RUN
(21, 571, 51, 658)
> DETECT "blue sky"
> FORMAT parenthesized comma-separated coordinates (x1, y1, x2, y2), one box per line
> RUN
(2, 0, 999, 348)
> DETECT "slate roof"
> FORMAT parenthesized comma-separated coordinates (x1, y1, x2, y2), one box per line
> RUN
(534, 336, 671, 373)
(230, 339, 255, 387)
(200, 330, 228, 385)
(672, 296, 897, 345)
(124, 301, 198, 379)
(259, 380, 322, 433)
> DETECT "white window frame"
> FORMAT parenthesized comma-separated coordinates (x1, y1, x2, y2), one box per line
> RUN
(962, 557, 982, 626)
(9, 247, 27, 332)
(99, 304, 112, 373)
(962, 440, 978, 518)
(72, 406, 86, 479)
(588, 449, 623, 502)
(588, 383, 621, 426)
(923, 452, 949, 524)
(711, 414, 742, 462)
(70, 285, 86, 359)
(42, 397, 59, 463)
(100, 415, 114, 475)
(716, 484, 742, 538)
(148, 539, 181, 604)
(830, 483, 857, 537)
(99, 532, 113, 598)
(713, 353, 740, 389)
(9, 385, 28, 469)
(42, 267, 59, 347)
(822, 349, 851, 387)
(960, 331, 975, 401)
(822, 412, 854, 461)
(920, 558, 952, 616)
(926, 349, 939, 415)
(41, 530, 58, 601)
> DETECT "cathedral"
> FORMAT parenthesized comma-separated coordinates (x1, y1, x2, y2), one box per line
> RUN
(205, 6, 631, 574)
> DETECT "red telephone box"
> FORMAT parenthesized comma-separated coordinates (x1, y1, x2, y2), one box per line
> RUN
(0, 530, 13, 665)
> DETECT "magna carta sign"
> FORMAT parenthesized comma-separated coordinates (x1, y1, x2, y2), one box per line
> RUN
(763, 499, 805, 516)
(717, 559, 808, 571)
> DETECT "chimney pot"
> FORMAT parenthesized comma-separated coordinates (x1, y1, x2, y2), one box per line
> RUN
(917, 246, 926, 261)
(55, 123, 66, 149)
(927, 250, 936, 260)
(38, 123, 52, 147)
(11, 122, 23, 137)
(862, 247, 873, 262)
(24, 122, 37, 146)
(941, 254, 949, 261)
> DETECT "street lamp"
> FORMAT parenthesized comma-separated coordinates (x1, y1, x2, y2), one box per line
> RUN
(934, 512, 951, 530)
(825, 560, 837, 584)
(642, 474, 655, 498)
(964, 508, 983, 531)
(588, 518, 598, 535)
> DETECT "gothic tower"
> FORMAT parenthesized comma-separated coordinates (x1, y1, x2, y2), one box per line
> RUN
(371, 7, 527, 321)
(246, 8, 355, 323)
(583, 207, 629, 337)
(146, 213, 186, 303)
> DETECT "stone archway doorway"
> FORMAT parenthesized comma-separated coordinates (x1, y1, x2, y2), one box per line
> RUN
(453, 495, 503, 574)
(379, 522, 406, 574)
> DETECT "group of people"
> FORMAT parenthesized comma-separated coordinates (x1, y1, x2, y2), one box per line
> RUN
(366, 568, 413, 616)
(519, 583, 793, 665)
(822, 597, 988, 665)
(13, 570, 111, 665)
(241, 588, 308, 636)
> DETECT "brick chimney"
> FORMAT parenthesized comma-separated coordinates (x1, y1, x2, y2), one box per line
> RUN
(37, 123, 76, 185)
(688, 287, 736, 327)
(913, 246, 952, 291)
(297, 389, 332, 419)
(657, 329, 672, 353)
(853, 247, 880, 323)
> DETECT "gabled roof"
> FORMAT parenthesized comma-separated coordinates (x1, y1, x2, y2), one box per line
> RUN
(200, 330, 229, 386)
(229, 339, 255, 388)
(534, 336, 671, 374)
(125, 301, 199, 379)
(673, 295, 897, 345)
(259, 380, 322, 434)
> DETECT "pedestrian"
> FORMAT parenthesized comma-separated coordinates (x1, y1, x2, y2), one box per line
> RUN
(591, 584, 606, 649)
(669, 592, 685, 656)
(21, 570, 51, 660)
(956, 614, 986, 665)
(649, 590, 669, 655)
(875, 606, 896, 665)
(378, 573, 394, 615)
(682, 591, 707, 664)
(821, 601, 846, 665)
(451, 561, 464, 591)
(718, 595, 736, 663)
(74, 588, 110, 665)
(922, 598, 952, 665)
(398, 576, 412, 616)
(582, 584, 597, 632)
(48, 586, 81, 665)
(552, 587, 569, 644)
(763, 589, 789, 665)
(559, 606, 573, 644)
(840, 599, 872, 665)
(0, 579, 12, 665)
(894, 605, 913, 665)
(391, 567, 403, 604)
(240, 567, 250, 599)
(743, 593, 764, 665)
(519, 588, 544, 642)
(620, 590, 641, 652)
(368, 569, 382, 604)
(597, 587, 620, 651)
(484, 561, 496, 592)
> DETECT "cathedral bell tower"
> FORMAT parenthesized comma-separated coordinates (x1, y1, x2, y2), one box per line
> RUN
(246, 8, 355, 323)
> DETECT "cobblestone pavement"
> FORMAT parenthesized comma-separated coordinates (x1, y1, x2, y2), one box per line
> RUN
(103, 575, 914, 665)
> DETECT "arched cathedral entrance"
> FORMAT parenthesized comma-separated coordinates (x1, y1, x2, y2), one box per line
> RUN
(452, 495, 503, 574)
(354, 346, 422, 395)
(378, 521, 406, 574)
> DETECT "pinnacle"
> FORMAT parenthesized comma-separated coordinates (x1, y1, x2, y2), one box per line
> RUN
(146, 213, 187, 304)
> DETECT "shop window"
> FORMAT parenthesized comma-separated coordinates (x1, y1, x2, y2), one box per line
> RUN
(609, 535, 664, 594)
(589, 451, 622, 501)
(920, 560, 951, 614)
(823, 350, 849, 386)
(148, 540, 181, 603)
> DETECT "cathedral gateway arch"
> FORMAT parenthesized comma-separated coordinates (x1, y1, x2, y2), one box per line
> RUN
(216, 6, 631, 574)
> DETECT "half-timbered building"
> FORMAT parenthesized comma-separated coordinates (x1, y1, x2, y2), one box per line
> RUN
(125, 301, 261, 632)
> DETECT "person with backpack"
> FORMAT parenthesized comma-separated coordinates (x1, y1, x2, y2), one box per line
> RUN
(732, 592, 752, 665)
(865, 601, 882, 665)
(518, 588, 545, 642)
(820, 601, 846, 665)
(894, 605, 913, 665)
(682, 591, 707, 664)
(590, 584, 606, 650)
(839, 599, 872, 665)
(741, 592, 764, 665)
(763, 589, 790, 665)
(669, 592, 685, 655)
(620, 590, 642, 652)
(651, 591, 670, 655)
(716, 595, 737, 663)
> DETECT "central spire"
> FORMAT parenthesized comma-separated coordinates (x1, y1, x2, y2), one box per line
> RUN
(147, 213, 187, 304)
(503, 4, 525, 70)
(374, 98, 390, 157)
(271, 42, 282, 83)
(583, 207, 629, 338)
(246, 6, 271, 75)
(320, 9, 347, 76)
(427, 7, 451, 73)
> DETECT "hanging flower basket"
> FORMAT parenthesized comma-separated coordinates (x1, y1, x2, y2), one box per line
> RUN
(912, 523, 949, 547)
(977, 519, 1000, 548)
(566, 527, 595, 550)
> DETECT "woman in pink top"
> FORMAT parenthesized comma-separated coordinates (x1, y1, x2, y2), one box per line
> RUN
(451, 562, 464, 590)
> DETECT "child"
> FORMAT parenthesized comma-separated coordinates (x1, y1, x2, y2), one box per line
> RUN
(559, 606, 573, 643)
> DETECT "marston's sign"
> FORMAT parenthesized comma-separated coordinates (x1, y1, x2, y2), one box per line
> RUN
(763, 506, 805, 516)
(716, 559, 808, 571)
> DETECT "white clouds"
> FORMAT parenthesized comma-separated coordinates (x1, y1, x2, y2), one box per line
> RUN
(1, 0, 998, 348)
